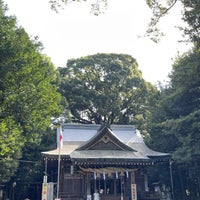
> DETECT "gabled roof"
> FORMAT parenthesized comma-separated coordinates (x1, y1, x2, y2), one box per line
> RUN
(42, 124, 169, 164)
(76, 126, 135, 151)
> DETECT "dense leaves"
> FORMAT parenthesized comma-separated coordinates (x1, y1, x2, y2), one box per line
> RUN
(59, 53, 156, 130)
(0, 0, 61, 185)
(3, 0, 200, 199)
(148, 48, 200, 199)
(168, 49, 200, 161)
(182, 0, 200, 45)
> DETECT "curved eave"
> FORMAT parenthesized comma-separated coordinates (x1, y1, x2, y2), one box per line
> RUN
(128, 142, 170, 159)
(42, 148, 69, 156)
(42, 154, 71, 160)
(147, 154, 171, 163)
(41, 141, 83, 157)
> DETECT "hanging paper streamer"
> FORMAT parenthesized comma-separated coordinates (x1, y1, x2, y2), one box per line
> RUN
(103, 172, 106, 180)
(94, 171, 97, 180)
(116, 171, 118, 179)
(126, 171, 129, 178)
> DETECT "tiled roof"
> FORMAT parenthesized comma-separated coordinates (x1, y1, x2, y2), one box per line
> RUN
(42, 124, 169, 162)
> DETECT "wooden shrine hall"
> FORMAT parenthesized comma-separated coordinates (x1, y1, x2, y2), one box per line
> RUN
(42, 124, 170, 200)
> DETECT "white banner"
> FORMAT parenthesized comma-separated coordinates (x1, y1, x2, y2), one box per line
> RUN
(41, 183, 48, 200)
(131, 184, 137, 200)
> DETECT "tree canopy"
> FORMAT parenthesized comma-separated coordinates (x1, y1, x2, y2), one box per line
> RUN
(59, 53, 156, 131)
(147, 48, 200, 199)
(0, 0, 61, 184)
(149, 49, 200, 160)
(2, 0, 200, 199)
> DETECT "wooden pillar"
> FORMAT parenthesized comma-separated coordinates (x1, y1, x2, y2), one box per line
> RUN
(104, 179, 106, 195)
(114, 179, 117, 196)
(94, 179, 97, 193)
(144, 174, 149, 192)
(120, 175, 124, 200)
(87, 172, 91, 195)
(131, 171, 135, 184)
(130, 171, 137, 200)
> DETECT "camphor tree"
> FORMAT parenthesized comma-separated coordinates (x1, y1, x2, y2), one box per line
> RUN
(59, 53, 157, 131)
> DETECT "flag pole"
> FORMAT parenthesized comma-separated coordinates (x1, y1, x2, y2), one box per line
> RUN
(56, 124, 62, 199)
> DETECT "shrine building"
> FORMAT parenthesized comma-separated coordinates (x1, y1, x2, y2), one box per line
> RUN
(42, 123, 170, 200)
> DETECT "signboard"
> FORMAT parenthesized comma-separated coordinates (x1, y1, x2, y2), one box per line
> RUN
(131, 184, 137, 200)
(41, 183, 48, 200)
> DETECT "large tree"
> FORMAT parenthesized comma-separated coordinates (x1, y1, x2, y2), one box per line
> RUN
(59, 53, 156, 130)
(0, 0, 61, 185)
(149, 49, 200, 161)
(148, 48, 200, 199)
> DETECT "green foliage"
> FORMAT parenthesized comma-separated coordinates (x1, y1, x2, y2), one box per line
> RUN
(0, 159, 19, 183)
(0, 0, 61, 185)
(148, 48, 200, 199)
(146, 0, 200, 45)
(0, 118, 23, 158)
(145, 0, 177, 42)
(11, 127, 56, 199)
(182, 0, 200, 46)
(148, 49, 200, 154)
(59, 53, 156, 131)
